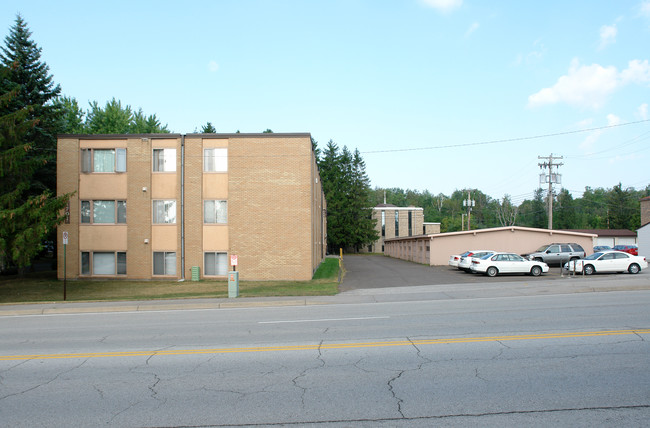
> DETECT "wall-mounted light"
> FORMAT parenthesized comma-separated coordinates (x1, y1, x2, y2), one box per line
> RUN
(144, 239, 149, 244)
(142, 187, 147, 192)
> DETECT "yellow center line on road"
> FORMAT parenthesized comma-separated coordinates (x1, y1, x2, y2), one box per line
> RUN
(2, 329, 649, 361)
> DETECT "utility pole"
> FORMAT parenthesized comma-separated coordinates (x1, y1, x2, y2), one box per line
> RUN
(538, 153, 563, 230)
(463, 191, 475, 230)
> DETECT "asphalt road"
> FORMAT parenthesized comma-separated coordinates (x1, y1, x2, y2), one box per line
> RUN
(1, 291, 649, 427)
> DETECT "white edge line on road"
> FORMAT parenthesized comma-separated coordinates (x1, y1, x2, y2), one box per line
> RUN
(259, 316, 390, 324)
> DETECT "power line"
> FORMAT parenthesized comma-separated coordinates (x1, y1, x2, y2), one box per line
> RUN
(361, 119, 650, 154)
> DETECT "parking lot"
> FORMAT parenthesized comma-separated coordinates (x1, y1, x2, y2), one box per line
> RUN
(339, 254, 579, 292)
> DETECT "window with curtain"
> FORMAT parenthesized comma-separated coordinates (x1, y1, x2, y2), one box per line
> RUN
(93, 149, 115, 172)
(93, 252, 115, 275)
(93, 200, 116, 223)
(204, 252, 228, 276)
(153, 148, 176, 172)
(153, 200, 176, 224)
(154, 252, 176, 275)
(204, 148, 227, 172)
(204, 200, 228, 223)
(81, 252, 126, 276)
(81, 200, 126, 224)
(81, 148, 126, 173)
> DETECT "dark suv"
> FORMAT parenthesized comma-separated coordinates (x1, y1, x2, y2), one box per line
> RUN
(524, 243, 586, 265)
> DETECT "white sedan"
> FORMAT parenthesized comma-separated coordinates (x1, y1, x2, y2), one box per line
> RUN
(470, 252, 549, 277)
(448, 251, 470, 268)
(565, 250, 647, 275)
(458, 250, 495, 272)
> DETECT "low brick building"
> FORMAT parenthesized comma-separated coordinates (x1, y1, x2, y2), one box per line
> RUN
(57, 133, 326, 281)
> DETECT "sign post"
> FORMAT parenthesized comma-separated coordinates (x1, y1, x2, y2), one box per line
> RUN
(228, 255, 239, 298)
(62, 231, 68, 301)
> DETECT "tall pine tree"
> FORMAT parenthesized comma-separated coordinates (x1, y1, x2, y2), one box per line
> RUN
(317, 140, 377, 253)
(0, 15, 61, 194)
(0, 66, 72, 273)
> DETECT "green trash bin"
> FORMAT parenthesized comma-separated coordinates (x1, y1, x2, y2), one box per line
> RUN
(191, 266, 200, 281)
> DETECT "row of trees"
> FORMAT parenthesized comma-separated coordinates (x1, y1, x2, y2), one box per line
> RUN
(370, 184, 649, 233)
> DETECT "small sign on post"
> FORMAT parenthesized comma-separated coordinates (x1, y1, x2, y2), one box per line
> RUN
(62, 231, 68, 301)
(230, 254, 238, 270)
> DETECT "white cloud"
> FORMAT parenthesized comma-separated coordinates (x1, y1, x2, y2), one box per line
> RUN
(579, 114, 621, 150)
(638, 103, 648, 120)
(465, 22, 479, 38)
(528, 58, 650, 109)
(208, 60, 219, 72)
(620, 59, 650, 84)
(606, 113, 621, 126)
(640, 1, 650, 17)
(420, 0, 462, 13)
(598, 24, 617, 50)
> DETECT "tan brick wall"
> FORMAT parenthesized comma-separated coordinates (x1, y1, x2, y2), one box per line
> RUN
(126, 137, 154, 279)
(229, 135, 313, 280)
(57, 138, 80, 279)
(184, 136, 206, 279)
(641, 198, 650, 226)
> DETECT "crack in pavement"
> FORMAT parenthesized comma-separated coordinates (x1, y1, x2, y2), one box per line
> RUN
(0, 358, 88, 401)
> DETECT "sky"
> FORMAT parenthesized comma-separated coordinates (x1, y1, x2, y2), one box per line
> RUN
(2, 0, 649, 205)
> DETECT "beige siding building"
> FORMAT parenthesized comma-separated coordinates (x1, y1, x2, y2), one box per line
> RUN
(57, 133, 326, 281)
(385, 226, 596, 266)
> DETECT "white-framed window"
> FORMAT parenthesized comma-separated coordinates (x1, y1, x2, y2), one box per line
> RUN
(153, 252, 176, 275)
(204, 252, 228, 276)
(153, 200, 176, 224)
(80, 200, 126, 224)
(81, 148, 126, 173)
(81, 251, 126, 275)
(204, 200, 227, 224)
(153, 148, 176, 172)
(204, 148, 227, 172)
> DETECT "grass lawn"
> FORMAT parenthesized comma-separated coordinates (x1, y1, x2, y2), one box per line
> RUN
(0, 257, 340, 304)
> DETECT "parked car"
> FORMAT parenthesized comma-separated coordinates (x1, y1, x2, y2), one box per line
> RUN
(458, 250, 496, 272)
(448, 251, 471, 268)
(470, 252, 549, 277)
(523, 243, 586, 265)
(593, 245, 611, 252)
(611, 244, 638, 256)
(565, 250, 647, 275)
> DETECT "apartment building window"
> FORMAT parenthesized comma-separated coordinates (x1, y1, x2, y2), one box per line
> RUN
(81, 251, 126, 275)
(153, 200, 176, 224)
(80, 200, 126, 224)
(153, 148, 176, 172)
(204, 148, 227, 172)
(81, 148, 126, 173)
(153, 252, 176, 275)
(381, 211, 385, 237)
(408, 211, 413, 236)
(204, 200, 227, 223)
(204, 252, 228, 276)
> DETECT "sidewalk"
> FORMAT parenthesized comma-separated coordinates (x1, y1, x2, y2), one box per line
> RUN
(2, 273, 649, 316)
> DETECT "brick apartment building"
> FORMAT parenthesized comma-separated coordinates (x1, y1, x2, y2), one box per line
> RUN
(57, 133, 327, 281)
(365, 204, 439, 253)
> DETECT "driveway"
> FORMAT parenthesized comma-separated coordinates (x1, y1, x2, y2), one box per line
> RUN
(338, 254, 567, 291)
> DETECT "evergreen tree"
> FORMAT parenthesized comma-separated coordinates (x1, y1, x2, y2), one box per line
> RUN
(0, 66, 72, 273)
(56, 95, 86, 134)
(0, 15, 62, 193)
(85, 98, 169, 134)
(317, 141, 377, 253)
(201, 122, 217, 133)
